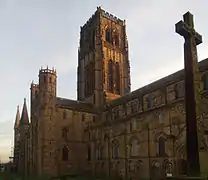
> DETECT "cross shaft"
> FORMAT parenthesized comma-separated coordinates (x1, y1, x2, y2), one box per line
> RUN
(175, 11, 202, 177)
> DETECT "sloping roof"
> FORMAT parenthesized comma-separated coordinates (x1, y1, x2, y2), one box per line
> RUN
(19, 98, 29, 125)
(108, 58, 208, 106)
(56, 97, 98, 114)
(14, 105, 20, 129)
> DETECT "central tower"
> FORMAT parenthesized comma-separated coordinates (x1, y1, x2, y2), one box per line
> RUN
(77, 7, 131, 106)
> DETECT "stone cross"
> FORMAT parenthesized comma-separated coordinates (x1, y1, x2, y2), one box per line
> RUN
(175, 12, 202, 177)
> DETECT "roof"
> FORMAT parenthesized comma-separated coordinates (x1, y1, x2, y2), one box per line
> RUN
(56, 97, 99, 114)
(108, 58, 208, 106)
(19, 98, 29, 125)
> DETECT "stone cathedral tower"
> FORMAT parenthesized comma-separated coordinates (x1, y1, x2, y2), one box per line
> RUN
(77, 7, 131, 106)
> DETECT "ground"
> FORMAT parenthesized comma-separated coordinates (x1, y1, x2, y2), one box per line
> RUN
(0, 172, 110, 180)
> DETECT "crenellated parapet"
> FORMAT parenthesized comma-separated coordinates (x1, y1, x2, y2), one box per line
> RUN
(100, 7, 123, 25)
(39, 66, 56, 76)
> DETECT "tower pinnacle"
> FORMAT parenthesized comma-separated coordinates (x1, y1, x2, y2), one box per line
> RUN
(20, 98, 29, 125)
(14, 105, 20, 129)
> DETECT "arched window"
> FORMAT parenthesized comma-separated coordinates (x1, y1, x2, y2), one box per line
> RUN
(115, 62, 120, 94)
(158, 137, 166, 156)
(105, 28, 112, 43)
(130, 139, 139, 156)
(108, 60, 114, 93)
(87, 145, 91, 161)
(62, 146, 69, 161)
(112, 140, 119, 159)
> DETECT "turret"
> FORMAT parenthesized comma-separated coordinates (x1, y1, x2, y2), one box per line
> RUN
(18, 98, 30, 174)
(37, 67, 57, 175)
(38, 66, 57, 98)
(19, 98, 29, 126)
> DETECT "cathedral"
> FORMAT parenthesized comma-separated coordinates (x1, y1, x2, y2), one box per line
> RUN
(13, 7, 208, 179)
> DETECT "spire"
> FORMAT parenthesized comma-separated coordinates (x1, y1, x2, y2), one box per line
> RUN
(19, 98, 29, 125)
(14, 105, 20, 129)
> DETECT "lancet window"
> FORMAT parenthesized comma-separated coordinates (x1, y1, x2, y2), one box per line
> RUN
(112, 140, 119, 159)
(108, 60, 114, 93)
(158, 136, 166, 156)
(62, 146, 69, 161)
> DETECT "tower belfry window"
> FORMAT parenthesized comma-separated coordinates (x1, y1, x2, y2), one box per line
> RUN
(106, 28, 112, 44)
(115, 62, 120, 94)
(108, 60, 114, 93)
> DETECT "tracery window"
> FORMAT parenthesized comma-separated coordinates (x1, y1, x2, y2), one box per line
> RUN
(105, 28, 112, 43)
(115, 62, 120, 94)
(158, 136, 166, 156)
(108, 60, 114, 93)
(84, 62, 95, 97)
(62, 146, 69, 161)
(107, 60, 121, 94)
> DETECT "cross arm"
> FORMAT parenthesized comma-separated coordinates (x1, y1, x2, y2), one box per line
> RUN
(175, 20, 192, 38)
(195, 32, 202, 45)
(175, 21, 202, 45)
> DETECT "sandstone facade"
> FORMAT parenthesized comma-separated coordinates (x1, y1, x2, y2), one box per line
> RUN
(13, 7, 208, 179)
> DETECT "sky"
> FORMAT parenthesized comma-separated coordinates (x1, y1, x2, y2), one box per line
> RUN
(0, 0, 208, 163)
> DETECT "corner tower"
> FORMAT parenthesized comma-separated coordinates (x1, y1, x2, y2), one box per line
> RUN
(77, 7, 131, 106)
(37, 67, 57, 176)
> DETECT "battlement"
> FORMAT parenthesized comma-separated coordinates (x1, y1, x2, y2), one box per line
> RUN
(81, 6, 124, 30)
(100, 8, 123, 24)
(39, 66, 56, 76)
(31, 82, 39, 88)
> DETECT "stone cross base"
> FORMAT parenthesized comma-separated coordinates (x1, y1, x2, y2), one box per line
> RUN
(166, 176, 207, 180)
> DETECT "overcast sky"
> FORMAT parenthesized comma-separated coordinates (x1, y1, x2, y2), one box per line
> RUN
(0, 0, 208, 162)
